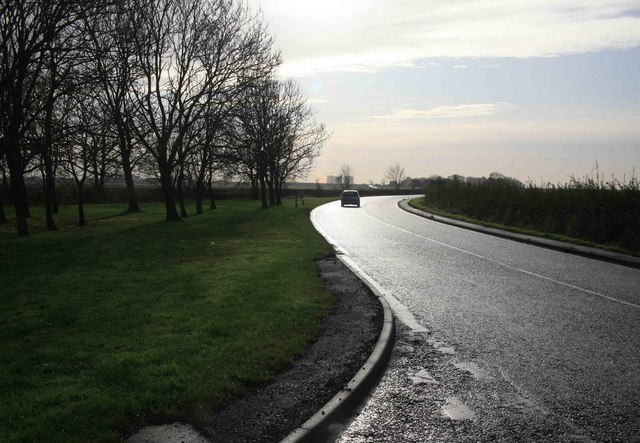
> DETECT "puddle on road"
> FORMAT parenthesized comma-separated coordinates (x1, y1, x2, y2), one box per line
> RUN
(436, 346, 456, 354)
(395, 343, 415, 354)
(454, 361, 492, 380)
(507, 394, 551, 415)
(442, 397, 476, 421)
(409, 368, 439, 385)
(430, 340, 456, 354)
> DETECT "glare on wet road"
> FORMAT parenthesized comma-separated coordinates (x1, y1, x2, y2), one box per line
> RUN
(313, 196, 640, 442)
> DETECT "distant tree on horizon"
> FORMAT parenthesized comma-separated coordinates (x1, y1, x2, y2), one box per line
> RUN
(336, 164, 354, 189)
(385, 164, 407, 191)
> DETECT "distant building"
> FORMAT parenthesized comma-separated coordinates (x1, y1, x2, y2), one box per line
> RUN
(327, 175, 355, 185)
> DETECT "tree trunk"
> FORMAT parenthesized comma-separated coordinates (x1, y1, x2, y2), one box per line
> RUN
(42, 89, 58, 229)
(121, 145, 139, 213)
(259, 174, 268, 209)
(268, 170, 276, 207)
(159, 161, 180, 221)
(92, 156, 101, 198)
(97, 133, 108, 201)
(1, 166, 10, 204)
(195, 179, 204, 215)
(0, 151, 6, 220)
(7, 153, 29, 236)
(194, 161, 207, 215)
(251, 176, 259, 200)
(208, 178, 216, 210)
(43, 154, 57, 231)
(177, 172, 188, 218)
(0, 198, 7, 223)
(92, 154, 106, 202)
(98, 167, 106, 200)
(175, 166, 188, 218)
(276, 178, 283, 206)
(269, 187, 276, 206)
(77, 184, 86, 227)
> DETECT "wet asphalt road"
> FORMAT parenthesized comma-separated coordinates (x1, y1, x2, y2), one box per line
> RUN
(312, 196, 640, 442)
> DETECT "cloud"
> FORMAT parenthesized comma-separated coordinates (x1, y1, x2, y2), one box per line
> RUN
(250, 0, 640, 76)
(369, 103, 517, 120)
(313, 117, 640, 184)
(278, 47, 425, 77)
(306, 97, 332, 104)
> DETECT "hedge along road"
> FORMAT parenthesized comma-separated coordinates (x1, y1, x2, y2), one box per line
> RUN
(312, 195, 640, 441)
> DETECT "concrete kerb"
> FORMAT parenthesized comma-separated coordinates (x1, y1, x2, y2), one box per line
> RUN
(280, 210, 397, 443)
(280, 279, 394, 443)
(398, 199, 640, 269)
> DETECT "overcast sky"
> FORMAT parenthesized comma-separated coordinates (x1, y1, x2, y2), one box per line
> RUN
(247, 0, 640, 184)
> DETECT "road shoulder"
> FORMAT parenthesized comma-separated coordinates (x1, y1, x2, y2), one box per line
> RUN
(399, 198, 640, 269)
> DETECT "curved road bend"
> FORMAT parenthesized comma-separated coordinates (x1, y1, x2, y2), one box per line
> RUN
(312, 195, 640, 442)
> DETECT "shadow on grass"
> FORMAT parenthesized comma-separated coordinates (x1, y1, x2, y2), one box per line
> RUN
(1, 200, 335, 442)
(90, 208, 142, 222)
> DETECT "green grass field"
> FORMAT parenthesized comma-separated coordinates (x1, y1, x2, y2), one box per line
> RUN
(0, 198, 335, 442)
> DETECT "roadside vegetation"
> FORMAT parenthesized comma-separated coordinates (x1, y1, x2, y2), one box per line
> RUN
(0, 198, 335, 442)
(414, 172, 640, 255)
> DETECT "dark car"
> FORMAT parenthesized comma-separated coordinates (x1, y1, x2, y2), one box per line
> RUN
(341, 190, 360, 207)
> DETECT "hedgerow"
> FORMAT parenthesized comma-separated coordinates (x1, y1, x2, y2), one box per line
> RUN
(423, 174, 640, 252)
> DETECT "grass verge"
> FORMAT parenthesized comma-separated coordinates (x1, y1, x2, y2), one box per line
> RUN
(0, 198, 335, 442)
(408, 198, 639, 257)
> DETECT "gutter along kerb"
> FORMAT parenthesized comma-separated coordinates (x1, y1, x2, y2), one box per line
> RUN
(280, 207, 397, 443)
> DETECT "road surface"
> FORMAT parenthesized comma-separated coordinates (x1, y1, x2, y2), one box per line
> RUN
(312, 195, 640, 442)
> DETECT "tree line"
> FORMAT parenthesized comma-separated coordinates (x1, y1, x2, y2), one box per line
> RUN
(0, 0, 327, 236)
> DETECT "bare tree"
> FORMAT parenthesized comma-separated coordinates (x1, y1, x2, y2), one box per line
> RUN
(187, 107, 225, 214)
(228, 134, 260, 200)
(231, 81, 276, 208)
(232, 78, 326, 207)
(30, 26, 85, 230)
(87, 116, 120, 201)
(127, 0, 278, 221)
(60, 92, 101, 226)
(337, 164, 354, 190)
(385, 164, 407, 191)
(0, 0, 89, 235)
(84, 1, 144, 212)
(270, 80, 328, 204)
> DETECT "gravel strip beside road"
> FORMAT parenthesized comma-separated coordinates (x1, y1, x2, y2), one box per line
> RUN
(127, 257, 383, 442)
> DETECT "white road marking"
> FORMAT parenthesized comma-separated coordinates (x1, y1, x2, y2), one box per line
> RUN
(311, 206, 429, 333)
(340, 255, 429, 333)
(358, 207, 640, 311)
(442, 397, 475, 421)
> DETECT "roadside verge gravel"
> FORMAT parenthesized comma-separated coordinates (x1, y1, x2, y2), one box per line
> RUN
(282, 255, 395, 442)
(128, 257, 390, 442)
